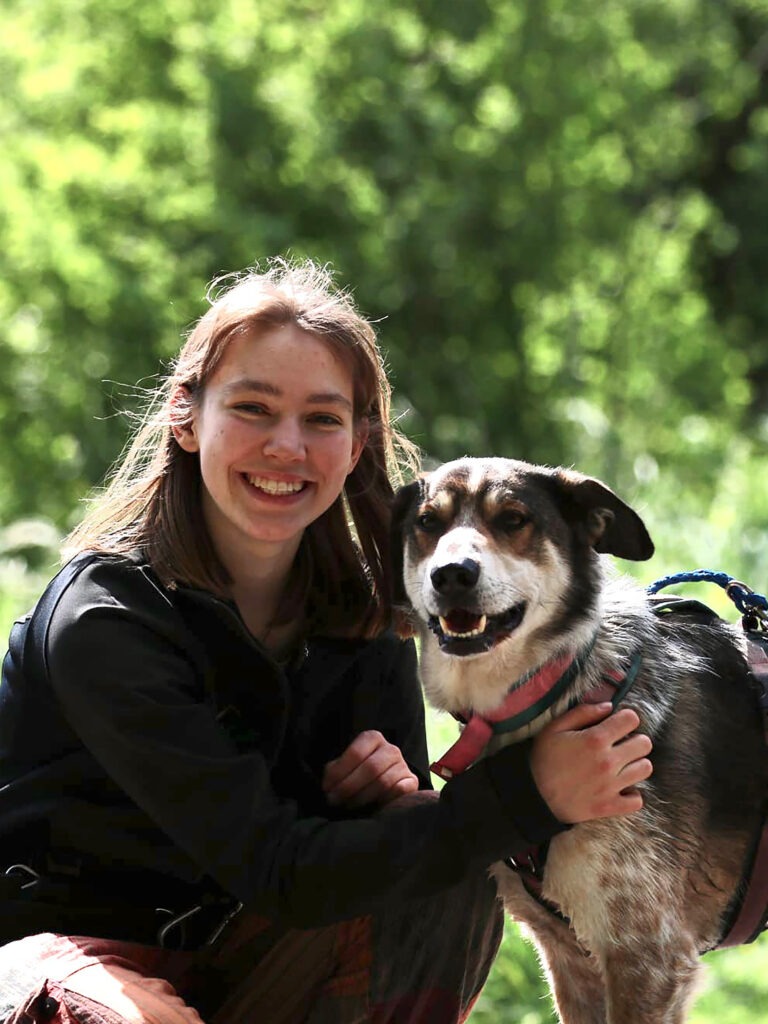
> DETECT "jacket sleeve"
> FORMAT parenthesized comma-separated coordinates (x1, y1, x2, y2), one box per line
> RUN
(46, 560, 565, 928)
(354, 636, 433, 790)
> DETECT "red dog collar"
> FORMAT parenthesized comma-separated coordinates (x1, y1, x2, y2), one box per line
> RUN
(430, 643, 641, 780)
(431, 651, 582, 780)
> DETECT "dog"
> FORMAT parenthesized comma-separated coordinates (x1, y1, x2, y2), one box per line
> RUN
(392, 456, 768, 1024)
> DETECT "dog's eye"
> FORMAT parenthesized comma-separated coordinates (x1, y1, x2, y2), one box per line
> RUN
(496, 510, 529, 532)
(416, 510, 443, 534)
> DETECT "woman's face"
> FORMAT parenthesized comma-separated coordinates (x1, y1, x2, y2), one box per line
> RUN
(173, 324, 366, 577)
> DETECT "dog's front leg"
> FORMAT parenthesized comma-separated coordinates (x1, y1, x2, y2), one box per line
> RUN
(602, 940, 701, 1024)
(493, 866, 607, 1024)
(524, 921, 607, 1024)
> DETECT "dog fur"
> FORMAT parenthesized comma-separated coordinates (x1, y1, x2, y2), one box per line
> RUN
(392, 457, 767, 1024)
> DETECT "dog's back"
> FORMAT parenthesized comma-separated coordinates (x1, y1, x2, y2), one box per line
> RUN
(543, 591, 765, 949)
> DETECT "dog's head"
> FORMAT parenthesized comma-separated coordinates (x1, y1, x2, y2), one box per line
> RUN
(392, 458, 653, 682)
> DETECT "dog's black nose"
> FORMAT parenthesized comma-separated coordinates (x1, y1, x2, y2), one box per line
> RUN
(430, 559, 481, 594)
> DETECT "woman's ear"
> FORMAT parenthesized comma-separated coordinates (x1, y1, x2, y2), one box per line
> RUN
(170, 385, 199, 453)
(347, 417, 370, 474)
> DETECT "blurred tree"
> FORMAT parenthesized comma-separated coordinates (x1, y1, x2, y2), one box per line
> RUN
(2, 0, 768, 539)
(695, 2, 768, 416)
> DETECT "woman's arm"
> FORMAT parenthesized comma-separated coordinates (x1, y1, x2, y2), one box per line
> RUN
(41, 560, 567, 928)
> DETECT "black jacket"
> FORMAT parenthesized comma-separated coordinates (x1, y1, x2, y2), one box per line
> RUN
(0, 552, 563, 931)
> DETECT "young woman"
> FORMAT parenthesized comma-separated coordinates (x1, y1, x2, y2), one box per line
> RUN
(0, 259, 652, 1023)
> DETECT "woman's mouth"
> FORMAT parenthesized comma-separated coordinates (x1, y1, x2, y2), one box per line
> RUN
(244, 474, 308, 496)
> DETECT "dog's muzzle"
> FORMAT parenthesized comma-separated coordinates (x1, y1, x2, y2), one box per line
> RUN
(426, 558, 526, 655)
(427, 603, 527, 656)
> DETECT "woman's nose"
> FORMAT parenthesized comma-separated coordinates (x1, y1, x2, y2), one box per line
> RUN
(262, 419, 306, 460)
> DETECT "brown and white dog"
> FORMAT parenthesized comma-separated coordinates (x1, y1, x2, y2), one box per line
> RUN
(392, 456, 767, 1024)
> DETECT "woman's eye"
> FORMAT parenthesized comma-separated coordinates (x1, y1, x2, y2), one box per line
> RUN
(234, 402, 268, 415)
(308, 414, 344, 427)
(416, 510, 443, 534)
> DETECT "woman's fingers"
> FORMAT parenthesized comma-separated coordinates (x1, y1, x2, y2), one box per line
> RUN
(340, 764, 420, 809)
(322, 731, 419, 808)
(530, 703, 653, 824)
(322, 730, 383, 791)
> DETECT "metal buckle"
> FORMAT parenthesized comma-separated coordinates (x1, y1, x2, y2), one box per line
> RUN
(156, 904, 203, 949)
(727, 580, 768, 631)
(503, 851, 539, 878)
(205, 900, 244, 947)
(4, 864, 41, 891)
(155, 899, 244, 950)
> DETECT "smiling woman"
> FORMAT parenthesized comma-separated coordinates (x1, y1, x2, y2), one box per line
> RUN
(0, 258, 650, 1024)
(64, 260, 408, 642)
(169, 324, 368, 639)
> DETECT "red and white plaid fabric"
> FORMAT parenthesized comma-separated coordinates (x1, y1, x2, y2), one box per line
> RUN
(0, 866, 503, 1024)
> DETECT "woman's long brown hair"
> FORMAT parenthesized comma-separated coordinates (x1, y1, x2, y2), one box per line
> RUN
(64, 258, 419, 638)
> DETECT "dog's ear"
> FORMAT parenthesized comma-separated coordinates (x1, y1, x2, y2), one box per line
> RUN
(390, 479, 424, 606)
(553, 469, 655, 561)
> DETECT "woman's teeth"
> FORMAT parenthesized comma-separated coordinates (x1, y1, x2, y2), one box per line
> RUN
(246, 475, 305, 495)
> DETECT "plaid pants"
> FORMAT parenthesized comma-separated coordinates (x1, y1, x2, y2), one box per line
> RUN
(0, 869, 503, 1024)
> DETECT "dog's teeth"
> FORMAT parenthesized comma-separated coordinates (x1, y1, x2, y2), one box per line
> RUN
(439, 614, 488, 638)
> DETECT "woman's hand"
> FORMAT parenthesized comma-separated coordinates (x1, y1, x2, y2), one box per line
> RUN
(529, 702, 653, 824)
(322, 730, 420, 810)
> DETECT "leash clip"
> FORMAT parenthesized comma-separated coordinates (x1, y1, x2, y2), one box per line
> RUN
(4, 863, 41, 891)
(727, 580, 768, 633)
(155, 897, 244, 950)
(648, 570, 768, 634)
(156, 903, 203, 949)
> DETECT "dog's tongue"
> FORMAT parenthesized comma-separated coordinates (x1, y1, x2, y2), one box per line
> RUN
(443, 609, 485, 634)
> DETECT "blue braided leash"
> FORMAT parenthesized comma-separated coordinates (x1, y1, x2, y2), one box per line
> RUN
(647, 569, 768, 625)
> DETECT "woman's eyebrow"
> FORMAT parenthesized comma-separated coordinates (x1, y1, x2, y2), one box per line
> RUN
(222, 378, 279, 398)
(306, 391, 353, 412)
(222, 378, 353, 411)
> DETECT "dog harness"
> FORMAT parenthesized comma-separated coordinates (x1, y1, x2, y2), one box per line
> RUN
(648, 573, 768, 948)
(506, 622, 768, 950)
(718, 630, 768, 947)
(430, 634, 641, 780)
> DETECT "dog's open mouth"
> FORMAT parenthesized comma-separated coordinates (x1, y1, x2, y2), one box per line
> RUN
(428, 603, 526, 656)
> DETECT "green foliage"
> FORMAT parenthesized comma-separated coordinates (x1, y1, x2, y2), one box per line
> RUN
(694, 941, 768, 1023)
(2, 0, 768, 559)
(3, 0, 768, 1015)
(0, 520, 61, 629)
